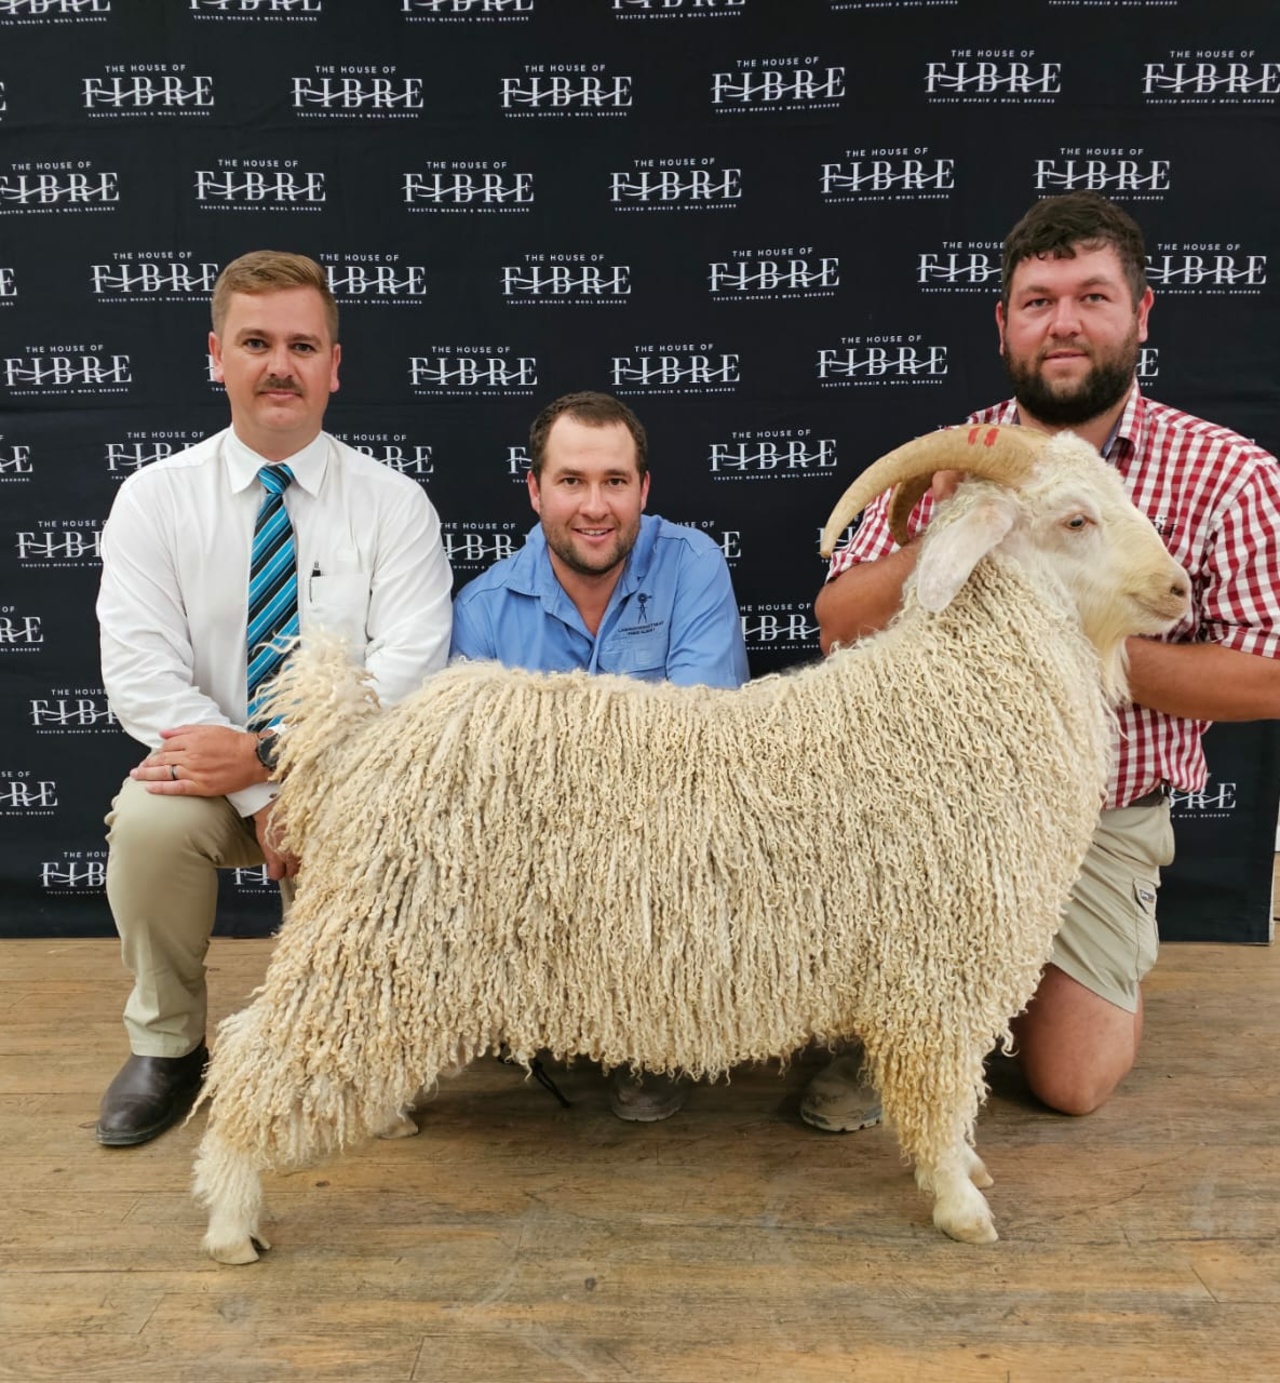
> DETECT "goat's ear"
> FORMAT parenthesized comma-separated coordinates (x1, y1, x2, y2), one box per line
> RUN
(915, 496, 1017, 612)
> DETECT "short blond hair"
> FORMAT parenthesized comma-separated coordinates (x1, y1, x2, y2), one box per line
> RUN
(211, 250, 338, 342)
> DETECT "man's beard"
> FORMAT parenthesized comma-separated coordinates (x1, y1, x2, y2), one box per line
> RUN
(1003, 333, 1138, 427)
(544, 521, 639, 579)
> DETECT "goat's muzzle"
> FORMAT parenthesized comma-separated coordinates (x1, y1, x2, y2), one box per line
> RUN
(1133, 558, 1191, 632)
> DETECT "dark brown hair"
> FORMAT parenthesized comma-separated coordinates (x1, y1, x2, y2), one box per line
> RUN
(1001, 192, 1147, 311)
(528, 391, 648, 480)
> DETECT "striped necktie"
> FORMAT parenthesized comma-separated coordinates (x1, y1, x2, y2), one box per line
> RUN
(246, 463, 299, 729)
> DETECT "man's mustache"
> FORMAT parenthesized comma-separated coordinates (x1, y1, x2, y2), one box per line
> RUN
(1038, 341, 1094, 364)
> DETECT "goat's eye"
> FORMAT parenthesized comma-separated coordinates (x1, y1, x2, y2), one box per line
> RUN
(1066, 515, 1088, 530)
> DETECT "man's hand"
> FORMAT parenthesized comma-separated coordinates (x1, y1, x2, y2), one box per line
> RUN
(253, 801, 299, 881)
(930, 469, 965, 505)
(131, 723, 267, 797)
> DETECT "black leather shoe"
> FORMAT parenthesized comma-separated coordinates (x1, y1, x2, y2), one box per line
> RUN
(96, 1043, 209, 1147)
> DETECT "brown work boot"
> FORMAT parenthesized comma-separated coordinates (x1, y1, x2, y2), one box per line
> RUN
(96, 1044, 209, 1147)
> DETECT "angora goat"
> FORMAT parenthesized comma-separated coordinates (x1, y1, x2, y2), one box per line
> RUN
(194, 424, 1189, 1262)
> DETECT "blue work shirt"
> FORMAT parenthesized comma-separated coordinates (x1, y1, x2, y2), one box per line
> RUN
(450, 514, 749, 689)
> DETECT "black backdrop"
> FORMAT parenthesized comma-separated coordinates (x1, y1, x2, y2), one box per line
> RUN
(2, 0, 1277, 942)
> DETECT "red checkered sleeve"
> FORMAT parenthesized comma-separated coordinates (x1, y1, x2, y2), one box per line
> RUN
(825, 491, 916, 580)
(1197, 455, 1280, 660)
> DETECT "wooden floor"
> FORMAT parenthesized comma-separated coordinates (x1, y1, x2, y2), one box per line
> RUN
(1, 930, 1277, 1383)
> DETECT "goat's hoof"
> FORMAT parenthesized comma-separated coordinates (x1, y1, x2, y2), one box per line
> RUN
(376, 1112, 420, 1140)
(204, 1231, 270, 1265)
(205, 1238, 259, 1265)
(935, 1210, 998, 1245)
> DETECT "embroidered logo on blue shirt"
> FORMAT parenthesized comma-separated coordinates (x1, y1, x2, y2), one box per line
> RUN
(622, 591, 664, 638)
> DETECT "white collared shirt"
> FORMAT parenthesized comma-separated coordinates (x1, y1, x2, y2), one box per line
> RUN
(98, 426, 453, 816)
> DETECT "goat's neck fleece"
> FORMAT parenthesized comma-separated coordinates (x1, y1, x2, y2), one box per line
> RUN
(739, 550, 1109, 798)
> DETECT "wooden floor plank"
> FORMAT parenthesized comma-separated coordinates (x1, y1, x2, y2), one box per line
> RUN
(1, 930, 1277, 1382)
(0, 1333, 422, 1383)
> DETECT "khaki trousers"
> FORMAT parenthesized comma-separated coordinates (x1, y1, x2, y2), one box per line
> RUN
(105, 777, 286, 1056)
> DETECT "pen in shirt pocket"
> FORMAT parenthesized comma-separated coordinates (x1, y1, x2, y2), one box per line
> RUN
(309, 560, 322, 600)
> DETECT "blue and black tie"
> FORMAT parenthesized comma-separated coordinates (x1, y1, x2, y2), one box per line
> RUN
(246, 464, 299, 729)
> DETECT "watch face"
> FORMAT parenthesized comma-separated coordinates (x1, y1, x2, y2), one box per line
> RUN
(257, 733, 279, 771)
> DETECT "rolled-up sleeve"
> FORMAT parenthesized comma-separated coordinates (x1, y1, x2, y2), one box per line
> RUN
(1200, 460, 1280, 660)
(824, 490, 934, 582)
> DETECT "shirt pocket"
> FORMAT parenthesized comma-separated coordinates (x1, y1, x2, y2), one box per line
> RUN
(305, 572, 371, 654)
(598, 630, 667, 680)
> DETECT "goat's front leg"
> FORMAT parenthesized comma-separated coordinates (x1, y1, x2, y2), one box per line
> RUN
(193, 1128, 271, 1264)
(376, 1084, 436, 1140)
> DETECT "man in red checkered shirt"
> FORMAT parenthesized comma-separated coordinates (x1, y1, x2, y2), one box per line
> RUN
(803, 192, 1280, 1131)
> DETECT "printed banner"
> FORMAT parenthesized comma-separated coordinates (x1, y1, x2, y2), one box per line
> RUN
(1, 0, 1276, 941)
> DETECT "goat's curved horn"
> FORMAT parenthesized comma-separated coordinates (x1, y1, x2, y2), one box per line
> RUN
(886, 477, 934, 549)
(819, 424, 1050, 557)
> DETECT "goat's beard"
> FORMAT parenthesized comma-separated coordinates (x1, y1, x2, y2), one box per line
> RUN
(1002, 329, 1139, 427)
(1088, 621, 1133, 707)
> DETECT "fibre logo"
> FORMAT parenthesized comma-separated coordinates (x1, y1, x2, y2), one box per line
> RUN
(713, 58, 845, 109)
(821, 149, 955, 202)
(501, 65, 632, 115)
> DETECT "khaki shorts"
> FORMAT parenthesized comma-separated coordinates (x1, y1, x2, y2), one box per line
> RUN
(1050, 796, 1176, 1014)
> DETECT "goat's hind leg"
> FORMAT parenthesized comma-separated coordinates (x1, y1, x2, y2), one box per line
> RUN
(194, 1127, 271, 1265)
(914, 1141, 997, 1244)
(883, 1048, 997, 1244)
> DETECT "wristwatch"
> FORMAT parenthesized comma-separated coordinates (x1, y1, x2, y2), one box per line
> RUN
(255, 727, 281, 773)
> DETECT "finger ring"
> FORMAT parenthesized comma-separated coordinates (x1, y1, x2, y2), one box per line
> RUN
(170, 764, 179, 781)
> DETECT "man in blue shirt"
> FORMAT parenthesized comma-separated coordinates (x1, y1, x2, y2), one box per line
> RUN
(452, 391, 748, 691)
(451, 390, 749, 1119)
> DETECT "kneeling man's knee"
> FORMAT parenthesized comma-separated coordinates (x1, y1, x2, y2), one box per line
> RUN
(106, 778, 246, 870)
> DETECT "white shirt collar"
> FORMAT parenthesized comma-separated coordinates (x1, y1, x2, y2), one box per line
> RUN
(223, 428, 331, 497)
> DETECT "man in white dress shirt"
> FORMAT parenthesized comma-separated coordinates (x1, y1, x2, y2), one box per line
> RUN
(94, 250, 452, 1146)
